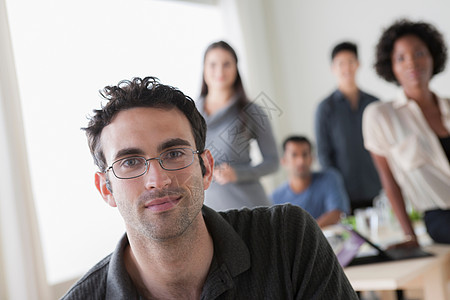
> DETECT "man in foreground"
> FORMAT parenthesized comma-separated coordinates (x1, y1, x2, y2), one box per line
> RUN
(271, 136, 350, 228)
(62, 77, 357, 299)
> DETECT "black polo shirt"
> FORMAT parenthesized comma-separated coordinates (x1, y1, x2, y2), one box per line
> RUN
(61, 205, 357, 299)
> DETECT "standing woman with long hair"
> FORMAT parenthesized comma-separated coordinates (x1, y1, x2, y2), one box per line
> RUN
(363, 19, 450, 245)
(197, 41, 279, 211)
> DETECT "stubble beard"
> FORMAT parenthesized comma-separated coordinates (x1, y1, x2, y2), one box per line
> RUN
(126, 174, 205, 242)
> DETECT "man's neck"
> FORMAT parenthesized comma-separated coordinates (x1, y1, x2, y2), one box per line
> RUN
(124, 214, 214, 299)
(338, 84, 359, 110)
(289, 175, 312, 194)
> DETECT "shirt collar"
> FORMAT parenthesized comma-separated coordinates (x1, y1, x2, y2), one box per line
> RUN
(333, 89, 347, 102)
(393, 89, 450, 117)
(333, 88, 365, 103)
(392, 89, 410, 108)
(202, 206, 251, 276)
(104, 206, 251, 297)
(105, 234, 140, 299)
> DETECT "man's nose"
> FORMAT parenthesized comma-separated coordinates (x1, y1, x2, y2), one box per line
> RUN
(143, 159, 172, 189)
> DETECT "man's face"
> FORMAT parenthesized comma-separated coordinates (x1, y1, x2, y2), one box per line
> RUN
(331, 50, 359, 86)
(282, 141, 313, 179)
(95, 107, 213, 241)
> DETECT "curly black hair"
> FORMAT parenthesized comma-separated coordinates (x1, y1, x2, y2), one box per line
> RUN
(374, 19, 447, 84)
(83, 77, 207, 175)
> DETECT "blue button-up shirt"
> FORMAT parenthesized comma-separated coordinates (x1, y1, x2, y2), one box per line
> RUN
(315, 89, 381, 204)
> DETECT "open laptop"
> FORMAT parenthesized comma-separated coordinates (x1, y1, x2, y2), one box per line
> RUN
(325, 225, 433, 267)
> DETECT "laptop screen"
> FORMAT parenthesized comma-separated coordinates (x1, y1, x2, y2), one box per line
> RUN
(324, 225, 366, 267)
(324, 225, 433, 267)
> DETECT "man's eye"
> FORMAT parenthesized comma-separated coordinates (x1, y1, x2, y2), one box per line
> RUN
(164, 149, 186, 160)
(120, 158, 143, 168)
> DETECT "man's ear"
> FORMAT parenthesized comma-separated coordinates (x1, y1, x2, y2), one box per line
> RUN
(201, 149, 214, 190)
(95, 172, 117, 207)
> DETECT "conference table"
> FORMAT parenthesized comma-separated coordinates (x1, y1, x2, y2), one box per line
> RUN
(344, 242, 450, 300)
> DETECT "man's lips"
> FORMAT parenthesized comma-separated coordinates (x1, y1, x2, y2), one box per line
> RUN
(144, 196, 181, 212)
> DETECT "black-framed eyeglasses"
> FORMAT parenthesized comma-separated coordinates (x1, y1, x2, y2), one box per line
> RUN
(106, 148, 201, 179)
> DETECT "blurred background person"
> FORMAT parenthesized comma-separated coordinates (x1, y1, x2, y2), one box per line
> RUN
(315, 42, 381, 213)
(271, 136, 350, 228)
(364, 19, 450, 245)
(197, 41, 279, 211)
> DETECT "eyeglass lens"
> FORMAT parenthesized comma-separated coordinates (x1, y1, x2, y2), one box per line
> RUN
(111, 148, 197, 179)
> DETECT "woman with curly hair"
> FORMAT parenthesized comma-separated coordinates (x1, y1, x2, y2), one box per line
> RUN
(363, 19, 450, 245)
(196, 41, 279, 211)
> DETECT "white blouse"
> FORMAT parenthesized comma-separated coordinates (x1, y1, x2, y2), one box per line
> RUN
(363, 90, 450, 212)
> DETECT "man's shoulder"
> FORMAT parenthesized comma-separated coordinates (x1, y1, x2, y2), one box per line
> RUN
(218, 204, 312, 230)
(316, 90, 345, 116)
(60, 253, 112, 299)
(312, 169, 343, 186)
(204, 205, 358, 298)
(218, 204, 304, 220)
(313, 169, 334, 179)
(317, 91, 338, 107)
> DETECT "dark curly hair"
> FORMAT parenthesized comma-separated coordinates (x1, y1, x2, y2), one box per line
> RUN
(83, 77, 207, 175)
(374, 19, 447, 84)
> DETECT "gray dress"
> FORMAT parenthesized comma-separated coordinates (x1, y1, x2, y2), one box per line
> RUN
(197, 95, 279, 211)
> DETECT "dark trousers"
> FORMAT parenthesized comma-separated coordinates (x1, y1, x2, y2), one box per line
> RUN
(424, 209, 450, 244)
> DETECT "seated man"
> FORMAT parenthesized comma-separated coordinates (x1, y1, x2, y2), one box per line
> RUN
(62, 77, 357, 299)
(272, 136, 350, 228)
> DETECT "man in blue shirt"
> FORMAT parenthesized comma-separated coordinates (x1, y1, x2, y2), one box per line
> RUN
(315, 41, 381, 212)
(271, 136, 350, 228)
